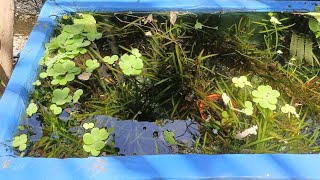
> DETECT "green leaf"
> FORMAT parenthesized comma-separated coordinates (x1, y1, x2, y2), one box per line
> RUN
(32, 80, 41, 86)
(74, 14, 97, 33)
(73, 89, 83, 103)
(12, 138, 20, 147)
(119, 53, 144, 75)
(87, 32, 102, 41)
(221, 111, 229, 118)
(39, 72, 48, 78)
(19, 144, 27, 151)
(52, 87, 71, 105)
(12, 134, 28, 151)
(26, 102, 38, 116)
(20, 134, 28, 143)
(90, 149, 100, 156)
(94, 141, 105, 151)
(83, 122, 94, 130)
(164, 130, 176, 145)
(309, 19, 320, 32)
(91, 128, 100, 140)
(85, 59, 100, 73)
(131, 48, 142, 58)
(194, 21, 203, 30)
(103, 55, 119, 64)
(83, 133, 95, 145)
(99, 128, 110, 140)
(63, 24, 84, 34)
(50, 104, 62, 115)
(83, 144, 91, 152)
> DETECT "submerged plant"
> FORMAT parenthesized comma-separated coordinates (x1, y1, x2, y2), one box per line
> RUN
(12, 134, 28, 151)
(83, 127, 111, 156)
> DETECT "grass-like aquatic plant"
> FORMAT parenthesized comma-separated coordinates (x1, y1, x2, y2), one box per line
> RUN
(18, 12, 320, 157)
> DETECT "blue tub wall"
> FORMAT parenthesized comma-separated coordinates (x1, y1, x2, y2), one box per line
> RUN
(1, 154, 320, 179)
(0, 0, 320, 179)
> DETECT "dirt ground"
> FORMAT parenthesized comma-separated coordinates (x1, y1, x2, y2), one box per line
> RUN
(13, 0, 42, 58)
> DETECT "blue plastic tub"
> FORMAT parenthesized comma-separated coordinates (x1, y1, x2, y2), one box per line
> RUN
(1, 0, 320, 179)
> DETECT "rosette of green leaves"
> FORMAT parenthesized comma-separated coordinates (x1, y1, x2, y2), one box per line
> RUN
(12, 134, 28, 151)
(26, 102, 38, 117)
(252, 85, 280, 111)
(119, 49, 144, 75)
(52, 87, 73, 105)
(83, 127, 111, 156)
(40, 60, 81, 85)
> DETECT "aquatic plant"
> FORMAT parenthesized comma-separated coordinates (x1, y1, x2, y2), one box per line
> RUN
(51, 87, 72, 105)
(232, 76, 252, 88)
(85, 59, 100, 73)
(73, 89, 83, 103)
(119, 49, 144, 75)
(50, 104, 62, 114)
(83, 122, 94, 130)
(12, 134, 28, 151)
(83, 127, 111, 156)
(32, 80, 41, 86)
(252, 85, 280, 111)
(103, 55, 119, 65)
(242, 101, 253, 115)
(20, 12, 320, 157)
(26, 102, 38, 117)
(194, 21, 203, 29)
(163, 130, 176, 145)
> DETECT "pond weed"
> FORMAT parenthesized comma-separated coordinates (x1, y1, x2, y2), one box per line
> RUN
(13, 12, 320, 157)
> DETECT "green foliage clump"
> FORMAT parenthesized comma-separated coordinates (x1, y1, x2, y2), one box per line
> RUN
(12, 134, 28, 151)
(252, 85, 280, 111)
(163, 130, 176, 145)
(83, 127, 112, 156)
(85, 59, 100, 73)
(103, 55, 119, 65)
(50, 104, 62, 114)
(26, 102, 38, 117)
(52, 87, 72, 105)
(119, 49, 144, 75)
